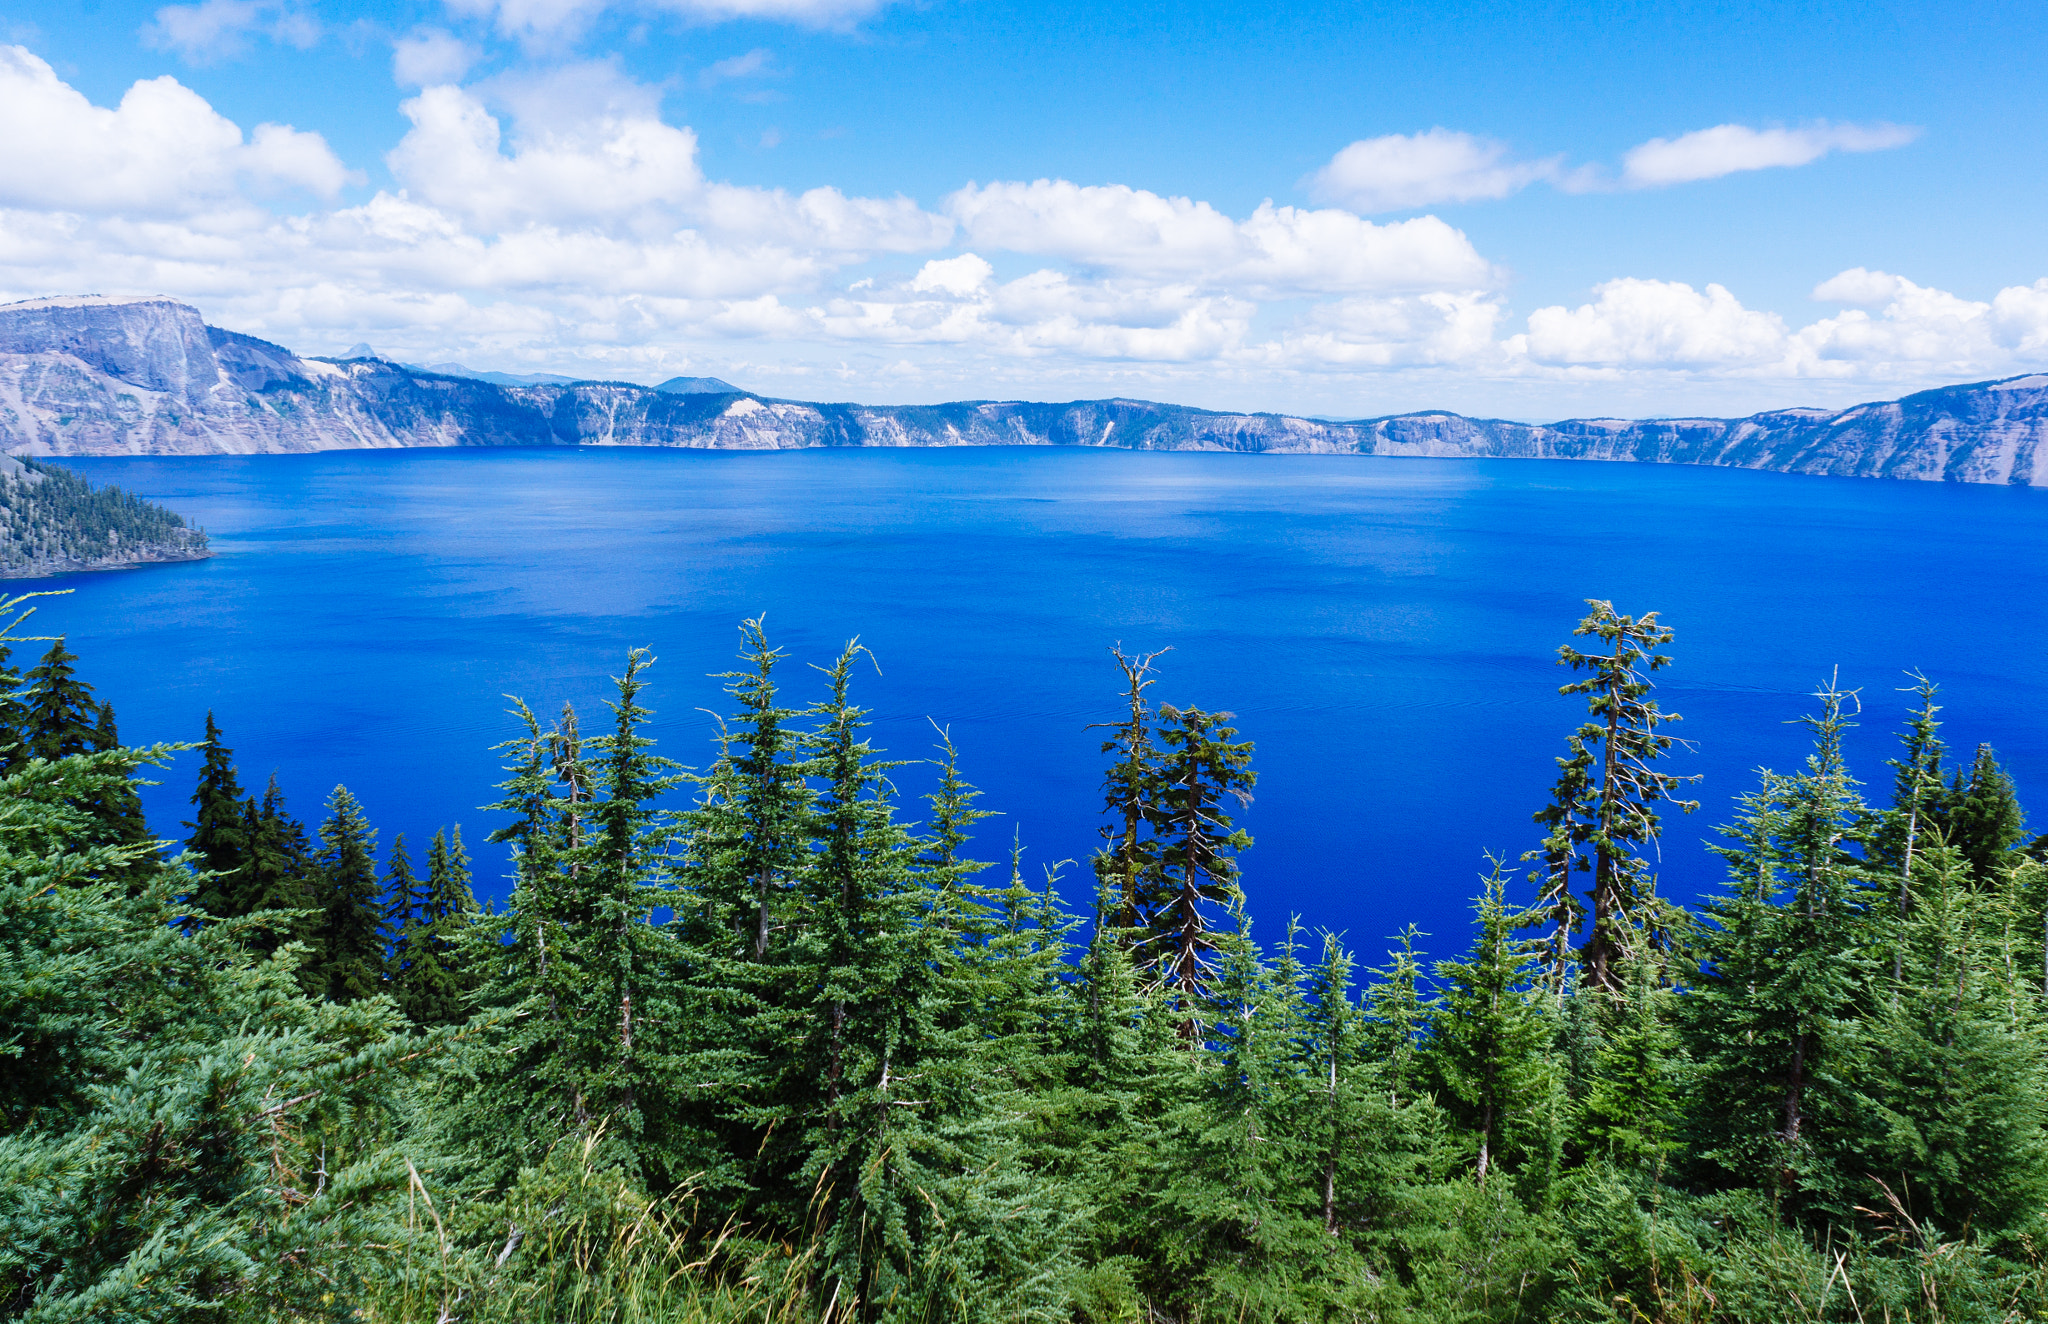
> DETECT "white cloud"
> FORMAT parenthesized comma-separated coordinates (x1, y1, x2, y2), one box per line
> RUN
(1306, 129, 1558, 213)
(0, 45, 350, 213)
(393, 29, 479, 88)
(387, 85, 704, 230)
(1517, 278, 1788, 367)
(1621, 121, 1919, 188)
(3, 45, 2043, 417)
(911, 253, 991, 297)
(143, 0, 318, 62)
(947, 179, 1495, 295)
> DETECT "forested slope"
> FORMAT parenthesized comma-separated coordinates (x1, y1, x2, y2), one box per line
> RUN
(0, 453, 208, 577)
(5, 595, 2048, 1321)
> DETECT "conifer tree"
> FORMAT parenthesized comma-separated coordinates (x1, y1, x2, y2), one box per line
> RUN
(1949, 742, 2027, 885)
(312, 784, 386, 1002)
(458, 654, 686, 1187)
(392, 826, 478, 1027)
(1875, 673, 1947, 979)
(22, 637, 98, 763)
(1426, 860, 1557, 1181)
(0, 640, 26, 774)
(1146, 703, 1256, 1017)
(1577, 950, 1682, 1169)
(1686, 676, 1878, 1224)
(1093, 645, 1168, 930)
(381, 833, 425, 991)
(1523, 601, 1698, 994)
(183, 711, 247, 923)
(86, 699, 152, 878)
(238, 774, 318, 966)
(1862, 843, 2048, 1244)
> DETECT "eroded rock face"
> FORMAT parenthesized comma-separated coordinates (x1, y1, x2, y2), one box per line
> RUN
(0, 295, 2044, 484)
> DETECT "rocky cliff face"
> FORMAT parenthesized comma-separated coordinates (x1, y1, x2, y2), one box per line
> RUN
(3, 295, 2045, 485)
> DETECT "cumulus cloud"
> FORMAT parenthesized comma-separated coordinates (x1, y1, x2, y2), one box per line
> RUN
(393, 29, 479, 87)
(1620, 121, 1919, 188)
(0, 45, 350, 213)
(143, 0, 319, 62)
(1517, 278, 1788, 367)
(1306, 129, 1559, 213)
(1506, 270, 2048, 386)
(947, 179, 1495, 295)
(3, 44, 2042, 410)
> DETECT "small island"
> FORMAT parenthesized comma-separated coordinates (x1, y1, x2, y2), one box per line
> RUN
(0, 453, 209, 578)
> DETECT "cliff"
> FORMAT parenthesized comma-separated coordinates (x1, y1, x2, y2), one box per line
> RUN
(2, 296, 2044, 485)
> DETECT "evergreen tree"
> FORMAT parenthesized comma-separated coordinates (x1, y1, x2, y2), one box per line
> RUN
(456, 653, 686, 1188)
(1875, 672, 1948, 979)
(1523, 601, 1699, 994)
(182, 710, 247, 924)
(22, 637, 97, 763)
(238, 774, 318, 966)
(1862, 843, 2048, 1247)
(1577, 950, 1682, 1169)
(312, 784, 387, 1003)
(1425, 860, 1559, 1182)
(1092, 644, 1168, 931)
(392, 826, 479, 1027)
(1146, 703, 1256, 1018)
(1685, 675, 1879, 1225)
(381, 833, 425, 993)
(1949, 742, 2027, 885)
(0, 639, 26, 774)
(86, 699, 153, 878)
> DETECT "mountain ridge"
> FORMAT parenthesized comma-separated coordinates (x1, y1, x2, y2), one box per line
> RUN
(1, 295, 2043, 485)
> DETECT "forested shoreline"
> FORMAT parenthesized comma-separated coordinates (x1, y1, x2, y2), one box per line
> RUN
(0, 456, 209, 578)
(6, 591, 2048, 1323)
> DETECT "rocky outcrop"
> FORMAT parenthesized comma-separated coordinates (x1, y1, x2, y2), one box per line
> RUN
(3, 295, 2046, 485)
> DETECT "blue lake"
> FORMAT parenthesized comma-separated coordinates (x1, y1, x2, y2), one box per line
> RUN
(36, 447, 2048, 963)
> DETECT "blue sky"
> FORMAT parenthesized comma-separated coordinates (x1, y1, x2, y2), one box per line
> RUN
(2, 0, 2044, 417)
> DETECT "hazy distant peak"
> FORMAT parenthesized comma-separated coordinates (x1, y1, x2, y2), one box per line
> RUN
(655, 375, 741, 395)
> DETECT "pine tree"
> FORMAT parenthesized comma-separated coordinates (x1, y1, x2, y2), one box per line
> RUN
(182, 711, 247, 924)
(1861, 843, 2048, 1246)
(86, 699, 152, 879)
(1875, 672, 1947, 980)
(1425, 860, 1557, 1182)
(22, 637, 98, 763)
(1523, 601, 1699, 994)
(312, 784, 386, 1003)
(1685, 675, 1879, 1225)
(392, 827, 478, 1027)
(1146, 703, 1256, 1019)
(0, 640, 27, 774)
(1092, 644, 1168, 931)
(238, 774, 318, 967)
(1949, 742, 2027, 885)
(1578, 951, 1682, 1169)
(456, 654, 686, 1188)
(381, 833, 425, 994)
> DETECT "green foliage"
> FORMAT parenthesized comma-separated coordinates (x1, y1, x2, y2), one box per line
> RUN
(13, 595, 2048, 1324)
(0, 455, 206, 573)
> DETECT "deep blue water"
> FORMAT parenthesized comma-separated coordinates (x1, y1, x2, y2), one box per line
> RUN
(35, 447, 2048, 964)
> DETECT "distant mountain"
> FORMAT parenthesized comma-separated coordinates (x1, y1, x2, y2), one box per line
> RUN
(656, 375, 741, 394)
(413, 362, 585, 388)
(1, 295, 2043, 485)
(0, 450, 209, 578)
